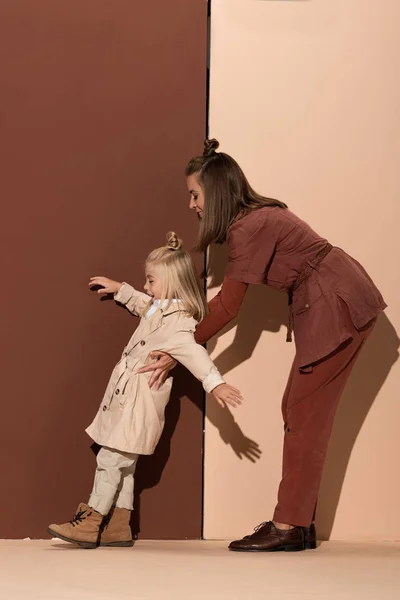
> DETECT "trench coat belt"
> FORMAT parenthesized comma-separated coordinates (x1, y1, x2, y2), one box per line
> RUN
(114, 356, 138, 382)
(286, 243, 333, 343)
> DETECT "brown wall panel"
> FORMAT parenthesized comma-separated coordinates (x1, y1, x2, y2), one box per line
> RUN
(0, 0, 207, 539)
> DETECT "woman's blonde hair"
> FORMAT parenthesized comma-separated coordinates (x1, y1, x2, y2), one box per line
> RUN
(145, 232, 208, 322)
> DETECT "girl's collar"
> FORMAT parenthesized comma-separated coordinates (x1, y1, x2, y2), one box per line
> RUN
(145, 299, 182, 320)
(152, 298, 181, 307)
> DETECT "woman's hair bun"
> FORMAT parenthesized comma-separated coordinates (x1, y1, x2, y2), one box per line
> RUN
(203, 138, 220, 157)
(166, 231, 183, 251)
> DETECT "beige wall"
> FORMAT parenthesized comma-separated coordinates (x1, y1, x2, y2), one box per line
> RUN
(204, 0, 400, 541)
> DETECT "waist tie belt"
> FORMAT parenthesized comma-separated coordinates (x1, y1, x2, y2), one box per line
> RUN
(286, 243, 333, 343)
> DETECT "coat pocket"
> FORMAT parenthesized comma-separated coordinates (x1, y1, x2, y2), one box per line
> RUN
(116, 375, 137, 408)
(145, 376, 174, 421)
(292, 279, 323, 315)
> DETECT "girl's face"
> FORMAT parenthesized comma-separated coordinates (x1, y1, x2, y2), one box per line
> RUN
(144, 264, 163, 300)
(187, 173, 204, 218)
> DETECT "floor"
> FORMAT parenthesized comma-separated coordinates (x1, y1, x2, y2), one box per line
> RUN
(1, 540, 399, 600)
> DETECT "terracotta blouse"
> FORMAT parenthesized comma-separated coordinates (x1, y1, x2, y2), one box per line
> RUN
(194, 206, 386, 368)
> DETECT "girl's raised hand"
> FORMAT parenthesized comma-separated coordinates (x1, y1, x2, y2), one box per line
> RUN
(212, 384, 243, 409)
(89, 276, 122, 295)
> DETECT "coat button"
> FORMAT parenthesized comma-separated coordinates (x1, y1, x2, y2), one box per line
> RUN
(115, 389, 120, 395)
(305, 303, 309, 308)
(102, 405, 107, 411)
(140, 340, 146, 346)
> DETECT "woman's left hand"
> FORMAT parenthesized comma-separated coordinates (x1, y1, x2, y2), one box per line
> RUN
(137, 351, 177, 390)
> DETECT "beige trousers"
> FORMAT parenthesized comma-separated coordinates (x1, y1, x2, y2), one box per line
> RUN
(88, 447, 139, 516)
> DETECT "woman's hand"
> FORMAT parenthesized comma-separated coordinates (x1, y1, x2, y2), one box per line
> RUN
(89, 276, 122, 295)
(137, 351, 177, 390)
(212, 384, 243, 409)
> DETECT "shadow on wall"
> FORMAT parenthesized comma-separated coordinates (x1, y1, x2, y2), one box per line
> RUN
(205, 244, 289, 368)
(317, 313, 399, 540)
(204, 244, 289, 458)
(130, 366, 200, 538)
(130, 366, 262, 538)
(205, 244, 399, 539)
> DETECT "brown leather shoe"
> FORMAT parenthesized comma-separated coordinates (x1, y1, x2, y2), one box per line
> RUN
(303, 523, 317, 550)
(240, 522, 317, 550)
(229, 521, 305, 552)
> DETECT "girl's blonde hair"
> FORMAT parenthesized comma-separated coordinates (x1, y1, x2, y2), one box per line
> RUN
(145, 232, 208, 322)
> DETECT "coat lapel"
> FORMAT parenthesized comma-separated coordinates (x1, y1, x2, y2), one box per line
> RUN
(125, 303, 183, 354)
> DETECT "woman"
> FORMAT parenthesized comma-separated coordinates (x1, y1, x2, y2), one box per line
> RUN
(139, 139, 386, 552)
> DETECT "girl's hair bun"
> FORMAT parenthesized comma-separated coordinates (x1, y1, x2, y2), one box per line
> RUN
(166, 231, 183, 251)
(203, 138, 220, 157)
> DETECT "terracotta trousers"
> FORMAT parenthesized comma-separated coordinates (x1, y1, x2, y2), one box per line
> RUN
(273, 319, 375, 527)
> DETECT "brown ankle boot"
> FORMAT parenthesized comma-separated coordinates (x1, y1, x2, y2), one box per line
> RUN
(48, 503, 104, 549)
(100, 506, 133, 547)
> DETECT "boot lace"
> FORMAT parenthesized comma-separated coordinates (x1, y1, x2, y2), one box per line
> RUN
(69, 509, 90, 527)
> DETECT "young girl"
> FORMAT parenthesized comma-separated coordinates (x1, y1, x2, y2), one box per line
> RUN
(48, 232, 242, 549)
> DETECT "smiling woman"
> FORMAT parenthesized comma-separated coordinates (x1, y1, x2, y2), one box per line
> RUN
(187, 176, 204, 218)
(185, 139, 287, 252)
(140, 137, 386, 552)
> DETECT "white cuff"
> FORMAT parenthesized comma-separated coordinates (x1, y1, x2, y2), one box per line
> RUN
(202, 367, 225, 394)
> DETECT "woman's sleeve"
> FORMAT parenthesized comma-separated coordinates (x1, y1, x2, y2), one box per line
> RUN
(194, 210, 277, 345)
(194, 277, 248, 345)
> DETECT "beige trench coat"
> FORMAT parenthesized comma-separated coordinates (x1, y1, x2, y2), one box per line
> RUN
(86, 283, 225, 455)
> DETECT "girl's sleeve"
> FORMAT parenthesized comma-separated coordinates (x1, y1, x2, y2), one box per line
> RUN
(194, 277, 248, 344)
(114, 283, 150, 317)
(157, 330, 225, 393)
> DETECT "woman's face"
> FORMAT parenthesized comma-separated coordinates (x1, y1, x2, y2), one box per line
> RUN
(187, 173, 204, 218)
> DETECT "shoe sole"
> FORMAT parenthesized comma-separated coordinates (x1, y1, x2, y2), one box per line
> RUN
(229, 543, 305, 552)
(305, 541, 317, 550)
(99, 540, 134, 547)
(47, 527, 97, 549)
